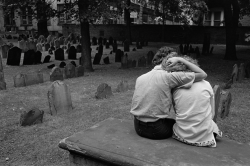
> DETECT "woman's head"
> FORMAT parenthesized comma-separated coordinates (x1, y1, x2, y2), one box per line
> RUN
(152, 46, 177, 65)
(161, 54, 199, 72)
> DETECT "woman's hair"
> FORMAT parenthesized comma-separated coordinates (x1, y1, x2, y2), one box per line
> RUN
(161, 53, 199, 72)
(152, 46, 177, 65)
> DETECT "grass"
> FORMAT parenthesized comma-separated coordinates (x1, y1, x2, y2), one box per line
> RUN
(0, 42, 250, 166)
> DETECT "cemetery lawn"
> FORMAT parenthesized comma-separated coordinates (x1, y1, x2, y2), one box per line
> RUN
(1, 43, 250, 166)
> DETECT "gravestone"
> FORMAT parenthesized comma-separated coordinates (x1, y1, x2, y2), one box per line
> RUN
(231, 64, 238, 83)
(179, 44, 183, 54)
(34, 51, 42, 64)
(29, 40, 37, 51)
(93, 53, 102, 65)
(220, 91, 232, 119)
(45, 43, 50, 51)
(24, 72, 44, 86)
(124, 39, 130, 52)
(103, 56, 110, 64)
(68, 46, 77, 60)
(95, 83, 113, 99)
(70, 61, 77, 67)
(98, 37, 103, 45)
(213, 85, 221, 123)
(6, 47, 22, 66)
(75, 65, 84, 77)
(1, 44, 10, 58)
(121, 53, 128, 69)
(138, 56, 146, 67)
(55, 48, 64, 61)
(13, 73, 26, 87)
(105, 42, 110, 49)
(76, 45, 82, 53)
(47, 81, 73, 115)
(23, 50, 35, 65)
(36, 43, 43, 52)
(59, 61, 66, 68)
(98, 44, 103, 56)
(132, 60, 137, 67)
(109, 37, 113, 45)
(50, 66, 64, 81)
(20, 107, 44, 126)
(92, 37, 97, 45)
(54, 39, 60, 49)
(50, 45, 55, 51)
(237, 63, 245, 82)
(65, 63, 76, 78)
(116, 80, 129, 92)
(43, 55, 51, 63)
(147, 51, 154, 66)
(115, 49, 122, 62)
(112, 42, 117, 52)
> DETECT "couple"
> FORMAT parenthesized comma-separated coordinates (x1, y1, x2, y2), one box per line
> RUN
(130, 46, 222, 147)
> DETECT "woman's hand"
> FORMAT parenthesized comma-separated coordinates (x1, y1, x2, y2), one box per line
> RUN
(166, 57, 181, 67)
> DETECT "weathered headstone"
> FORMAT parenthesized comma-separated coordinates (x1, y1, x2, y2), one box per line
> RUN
(23, 50, 35, 65)
(20, 107, 44, 126)
(45, 43, 50, 51)
(138, 56, 146, 67)
(237, 63, 245, 82)
(124, 39, 130, 52)
(55, 48, 64, 61)
(116, 80, 129, 92)
(59, 61, 66, 68)
(47, 81, 73, 115)
(24, 72, 44, 86)
(6, 47, 22, 66)
(115, 49, 122, 62)
(43, 55, 51, 63)
(65, 63, 76, 78)
(76, 44, 82, 53)
(75, 65, 84, 77)
(220, 91, 232, 119)
(103, 56, 110, 64)
(13, 73, 26, 87)
(50, 66, 64, 81)
(231, 64, 238, 83)
(68, 46, 77, 60)
(121, 53, 128, 69)
(213, 85, 221, 123)
(34, 51, 42, 64)
(95, 83, 113, 99)
(1, 44, 10, 58)
(93, 53, 102, 65)
(146, 51, 154, 66)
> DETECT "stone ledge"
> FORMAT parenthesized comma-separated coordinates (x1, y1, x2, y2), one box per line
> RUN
(59, 118, 250, 166)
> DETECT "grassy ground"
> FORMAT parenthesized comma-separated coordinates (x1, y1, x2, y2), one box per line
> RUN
(0, 42, 250, 166)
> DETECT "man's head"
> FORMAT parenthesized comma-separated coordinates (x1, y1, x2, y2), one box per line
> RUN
(161, 54, 199, 72)
(152, 46, 177, 65)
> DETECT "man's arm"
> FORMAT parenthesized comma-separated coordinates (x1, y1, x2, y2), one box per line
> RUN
(166, 57, 207, 82)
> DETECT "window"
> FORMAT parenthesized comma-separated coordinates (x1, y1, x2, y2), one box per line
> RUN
(57, 4, 72, 24)
(214, 11, 221, 26)
(204, 11, 211, 26)
(21, 7, 32, 25)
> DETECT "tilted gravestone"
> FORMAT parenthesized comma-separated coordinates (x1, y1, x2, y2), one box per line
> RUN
(24, 72, 44, 86)
(115, 49, 122, 62)
(1, 44, 10, 58)
(116, 80, 129, 92)
(6, 46, 22, 66)
(34, 51, 42, 64)
(65, 63, 76, 78)
(13, 73, 26, 87)
(138, 56, 146, 67)
(92, 37, 97, 45)
(68, 46, 77, 59)
(20, 107, 44, 126)
(124, 39, 130, 52)
(237, 63, 245, 82)
(103, 56, 110, 64)
(43, 55, 51, 63)
(220, 91, 232, 119)
(121, 53, 128, 69)
(55, 48, 64, 61)
(50, 66, 64, 81)
(93, 53, 102, 65)
(23, 50, 35, 65)
(231, 64, 238, 83)
(76, 44, 82, 53)
(213, 85, 221, 123)
(75, 65, 84, 77)
(47, 81, 73, 115)
(147, 51, 154, 66)
(95, 83, 113, 99)
(45, 43, 50, 51)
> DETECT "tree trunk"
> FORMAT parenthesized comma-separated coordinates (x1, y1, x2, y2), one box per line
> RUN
(124, 0, 132, 44)
(37, 18, 49, 37)
(223, 0, 239, 60)
(80, 20, 93, 72)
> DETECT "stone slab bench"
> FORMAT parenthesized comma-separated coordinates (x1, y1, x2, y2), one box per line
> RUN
(59, 118, 250, 166)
